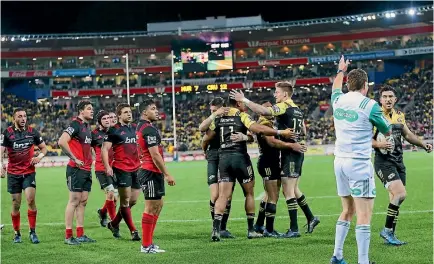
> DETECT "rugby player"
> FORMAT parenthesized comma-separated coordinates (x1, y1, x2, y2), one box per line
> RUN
(1, 108, 47, 244)
(92, 110, 118, 227)
(252, 101, 307, 237)
(372, 86, 432, 245)
(203, 96, 294, 241)
(136, 99, 176, 254)
(102, 103, 140, 241)
(199, 97, 235, 238)
(329, 55, 391, 264)
(58, 101, 96, 245)
(230, 83, 320, 237)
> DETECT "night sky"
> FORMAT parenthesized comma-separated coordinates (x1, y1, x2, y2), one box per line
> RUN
(1, 1, 430, 35)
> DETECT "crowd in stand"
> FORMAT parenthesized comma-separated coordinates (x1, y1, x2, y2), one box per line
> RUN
(3, 35, 432, 71)
(1, 67, 432, 154)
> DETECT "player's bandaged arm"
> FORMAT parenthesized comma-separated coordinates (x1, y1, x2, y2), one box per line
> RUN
(149, 146, 171, 176)
(199, 113, 218, 132)
(36, 142, 48, 159)
(58, 132, 78, 161)
(369, 103, 392, 137)
(331, 71, 345, 102)
(402, 123, 428, 150)
(101, 141, 113, 171)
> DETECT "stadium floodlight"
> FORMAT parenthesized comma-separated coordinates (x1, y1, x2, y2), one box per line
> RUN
(372, 15, 376, 20)
(408, 9, 416, 15)
(385, 13, 391, 18)
(1, 37, 5, 41)
(363, 16, 368, 21)
(390, 12, 396, 18)
(357, 17, 362, 21)
(367, 16, 372, 20)
(10, 37, 15, 41)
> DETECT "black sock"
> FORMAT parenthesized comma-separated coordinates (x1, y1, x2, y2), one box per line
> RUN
(247, 213, 255, 231)
(210, 201, 215, 221)
(297, 194, 314, 222)
(286, 198, 298, 232)
(30, 228, 35, 233)
(221, 200, 232, 231)
(213, 214, 222, 232)
(385, 203, 399, 229)
(392, 210, 399, 232)
(255, 200, 267, 227)
(265, 203, 277, 233)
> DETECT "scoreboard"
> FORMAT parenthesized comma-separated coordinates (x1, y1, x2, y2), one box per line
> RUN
(180, 83, 229, 93)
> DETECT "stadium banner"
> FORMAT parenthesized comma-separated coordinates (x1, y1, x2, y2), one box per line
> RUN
(234, 58, 308, 68)
(50, 77, 335, 97)
(52, 68, 96, 77)
(1, 46, 171, 59)
(234, 26, 433, 48)
(1, 71, 9, 78)
(309, 50, 395, 63)
(96, 66, 171, 75)
(394, 46, 433, 56)
(8, 70, 52, 78)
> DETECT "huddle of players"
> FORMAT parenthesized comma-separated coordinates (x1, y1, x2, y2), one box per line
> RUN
(200, 81, 321, 241)
(1, 100, 175, 254)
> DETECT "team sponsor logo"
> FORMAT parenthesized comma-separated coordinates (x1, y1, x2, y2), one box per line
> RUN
(220, 118, 235, 123)
(84, 136, 92, 144)
(125, 137, 137, 144)
(147, 136, 157, 144)
(65, 127, 75, 135)
(13, 141, 31, 149)
(33, 71, 49, 77)
(333, 108, 359, 122)
(387, 173, 396, 180)
(272, 105, 280, 114)
(208, 174, 216, 181)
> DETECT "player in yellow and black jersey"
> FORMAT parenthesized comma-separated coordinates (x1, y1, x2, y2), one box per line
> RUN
(253, 101, 307, 238)
(230, 82, 320, 237)
(203, 96, 294, 242)
(372, 86, 432, 246)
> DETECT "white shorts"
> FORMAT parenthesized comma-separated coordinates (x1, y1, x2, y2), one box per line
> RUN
(334, 157, 376, 198)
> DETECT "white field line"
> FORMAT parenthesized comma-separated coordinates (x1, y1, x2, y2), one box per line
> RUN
(3, 210, 432, 226)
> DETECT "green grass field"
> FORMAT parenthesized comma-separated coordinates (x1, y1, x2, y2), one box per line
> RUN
(1, 152, 433, 264)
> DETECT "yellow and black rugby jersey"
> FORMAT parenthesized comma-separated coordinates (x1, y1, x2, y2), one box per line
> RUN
(267, 99, 304, 143)
(373, 107, 406, 163)
(210, 108, 255, 154)
(257, 116, 280, 162)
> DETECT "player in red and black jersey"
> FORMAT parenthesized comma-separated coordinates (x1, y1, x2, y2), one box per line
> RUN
(58, 101, 96, 245)
(0, 108, 47, 244)
(92, 110, 118, 227)
(136, 99, 175, 254)
(102, 103, 141, 241)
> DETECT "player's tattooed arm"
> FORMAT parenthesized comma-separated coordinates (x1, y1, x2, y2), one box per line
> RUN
(402, 123, 432, 152)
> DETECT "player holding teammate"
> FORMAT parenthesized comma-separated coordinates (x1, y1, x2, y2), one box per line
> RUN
(92, 110, 118, 227)
(372, 86, 432, 245)
(329, 56, 392, 264)
(199, 97, 235, 238)
(253, 101, 307, 237)
(230, 82, 320, 237)
(102, 103, 141, 241)
(1, 108, 48, 244)
(58, 101, 96, 245)
(136, 99, 176, 254)
(203, 96, 294, 241)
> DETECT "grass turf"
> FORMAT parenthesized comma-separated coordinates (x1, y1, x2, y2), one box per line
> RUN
(1, 152, 432, 264)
